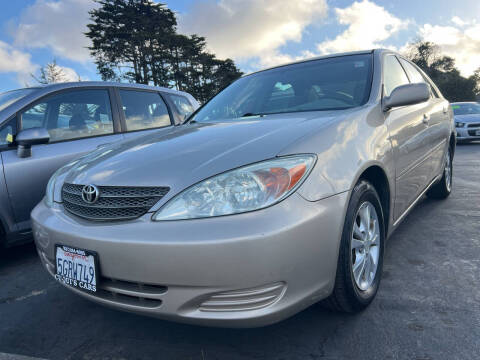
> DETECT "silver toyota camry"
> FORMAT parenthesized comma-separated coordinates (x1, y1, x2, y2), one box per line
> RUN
(32, 49, 455, 327)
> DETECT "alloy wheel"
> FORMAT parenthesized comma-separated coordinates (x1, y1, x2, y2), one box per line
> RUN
(445, 148, 452, 192)
(351, 201, 380, 291)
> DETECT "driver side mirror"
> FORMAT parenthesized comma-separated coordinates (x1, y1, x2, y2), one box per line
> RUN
(383, 83, 430, 111)
(16, 127, 50, 158)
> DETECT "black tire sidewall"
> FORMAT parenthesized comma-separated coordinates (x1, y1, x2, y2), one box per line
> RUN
(446, 147, 453, 193)
(341, 181, 385, 307)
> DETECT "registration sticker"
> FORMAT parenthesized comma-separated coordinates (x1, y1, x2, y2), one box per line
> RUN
(55, 245, 98, 292)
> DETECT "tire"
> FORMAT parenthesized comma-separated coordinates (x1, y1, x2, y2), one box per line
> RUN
(323, 180, 385, 313)
(427, 146, 452, 199)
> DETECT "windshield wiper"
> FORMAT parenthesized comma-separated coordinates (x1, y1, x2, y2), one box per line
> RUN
(241, 112, 266, 117)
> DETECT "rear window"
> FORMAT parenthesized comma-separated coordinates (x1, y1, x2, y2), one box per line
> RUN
(192, 54, 373, 122)
(119, 90, 171, 131)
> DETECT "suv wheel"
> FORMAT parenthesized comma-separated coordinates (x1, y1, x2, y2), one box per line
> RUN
(323, 180, 385, 312)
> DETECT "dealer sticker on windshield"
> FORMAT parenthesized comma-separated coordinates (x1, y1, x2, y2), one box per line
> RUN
(55, 245, 97, 292)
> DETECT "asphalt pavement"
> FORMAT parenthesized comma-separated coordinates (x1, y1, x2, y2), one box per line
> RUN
(1, 143, 479, 360)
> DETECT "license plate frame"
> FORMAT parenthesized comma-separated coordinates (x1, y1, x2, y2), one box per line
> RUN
(55, 244, 99, 293)
(475, 130, 480, 136)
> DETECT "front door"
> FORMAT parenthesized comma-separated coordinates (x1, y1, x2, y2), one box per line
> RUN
(383, 55, 433, 220)
(1, 88, 122, 232)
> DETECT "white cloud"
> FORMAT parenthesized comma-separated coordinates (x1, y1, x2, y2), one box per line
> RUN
(419, 22, 480, 76)
(0, 41, 38, 85)
(179, 0, 328, 67)
(58, 65, 82, 82)
(13, 0, 96, 63)
(317, 0, 409, 54)
(451, 16, 467, 27)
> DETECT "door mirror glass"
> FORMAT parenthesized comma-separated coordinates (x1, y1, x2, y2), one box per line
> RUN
(16, 127, 50, 158)
(383, 83, 430, 111)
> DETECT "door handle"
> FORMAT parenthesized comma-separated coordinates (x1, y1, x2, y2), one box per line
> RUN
(443, 107, 448, 114)
(422, 114, 430, 125)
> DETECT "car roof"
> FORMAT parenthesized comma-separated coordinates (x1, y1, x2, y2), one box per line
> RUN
(17, 81, 192, 97)
(245, 49, 397, 76)
(0, 82, 198, 120)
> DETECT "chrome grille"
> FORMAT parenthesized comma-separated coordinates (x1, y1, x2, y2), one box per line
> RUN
(467, 123, 480, 128)
(62, 183, 169, 221)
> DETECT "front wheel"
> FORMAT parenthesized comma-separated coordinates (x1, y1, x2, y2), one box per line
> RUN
(323, 180, 385, 312)
(427, 146, 453, 199)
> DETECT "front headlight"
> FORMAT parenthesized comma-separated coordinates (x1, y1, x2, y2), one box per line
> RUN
(455, 121, 465, 128)
(153, 155, 316, 221)
(44, 159, 81, 207)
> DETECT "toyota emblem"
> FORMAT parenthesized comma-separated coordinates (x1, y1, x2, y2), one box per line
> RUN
(81, 184, 100, 204)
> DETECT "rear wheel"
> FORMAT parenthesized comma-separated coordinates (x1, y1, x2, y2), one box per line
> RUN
(323, 180, 385, 312)
(427, 146, 452, 199)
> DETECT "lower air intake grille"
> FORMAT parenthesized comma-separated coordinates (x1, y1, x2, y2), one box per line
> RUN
(62, 183, 169, 221)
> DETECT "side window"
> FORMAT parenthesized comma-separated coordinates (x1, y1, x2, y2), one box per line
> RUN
(0, 117, 17, 147)
(383, 55, 409, 97)
(22, 103, 47, 129)
(119, 90, 171, 131)
(399, 59, 424, 83)
(167, 94, 195, 121)
(399, 58, 439, 98)
(21, 89, 114, 142)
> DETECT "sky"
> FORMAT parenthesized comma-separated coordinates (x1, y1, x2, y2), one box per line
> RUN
(0, 0, 479, 93)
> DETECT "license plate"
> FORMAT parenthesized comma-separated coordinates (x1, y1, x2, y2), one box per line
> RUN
(475, 130, 480, 136)
(55, 245, 98, 292)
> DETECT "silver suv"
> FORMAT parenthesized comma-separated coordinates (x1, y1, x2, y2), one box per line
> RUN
(0, 82, 198, 248)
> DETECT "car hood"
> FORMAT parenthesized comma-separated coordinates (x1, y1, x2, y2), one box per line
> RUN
(63, 109, 357, 197)
(455, 114, 480, 123)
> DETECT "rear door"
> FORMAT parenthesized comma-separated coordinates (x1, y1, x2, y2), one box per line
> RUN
(399, 57, 450, 177)
(115, 89, 175, 140)
(383, 55, 433, 221)
(1, 88, 122, 231)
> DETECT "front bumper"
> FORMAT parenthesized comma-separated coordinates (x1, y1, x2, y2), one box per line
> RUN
(32, 192, 348, 327)
(456, 124, 480, 141)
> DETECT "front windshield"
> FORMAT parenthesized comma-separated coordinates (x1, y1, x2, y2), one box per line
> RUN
(0, 88, 36, 112)
(452, 103, 480, 116)
(192, 54, 373, 123)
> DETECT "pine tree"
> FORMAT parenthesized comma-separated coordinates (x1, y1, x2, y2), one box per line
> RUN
(86, 0, 242, 102)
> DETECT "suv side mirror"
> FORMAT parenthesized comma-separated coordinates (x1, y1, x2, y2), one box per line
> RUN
(16, 127, 50, 158)
(383, 83, 430, 111)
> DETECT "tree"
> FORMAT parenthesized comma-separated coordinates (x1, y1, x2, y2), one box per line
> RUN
(471, 67, 480, 98)
(405, 41, 477, 102)
(86, 0, 242, 102)
(31, 59, 76, 84)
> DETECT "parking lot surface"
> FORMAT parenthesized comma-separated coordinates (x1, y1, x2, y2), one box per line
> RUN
(1, 143, 479, 360)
